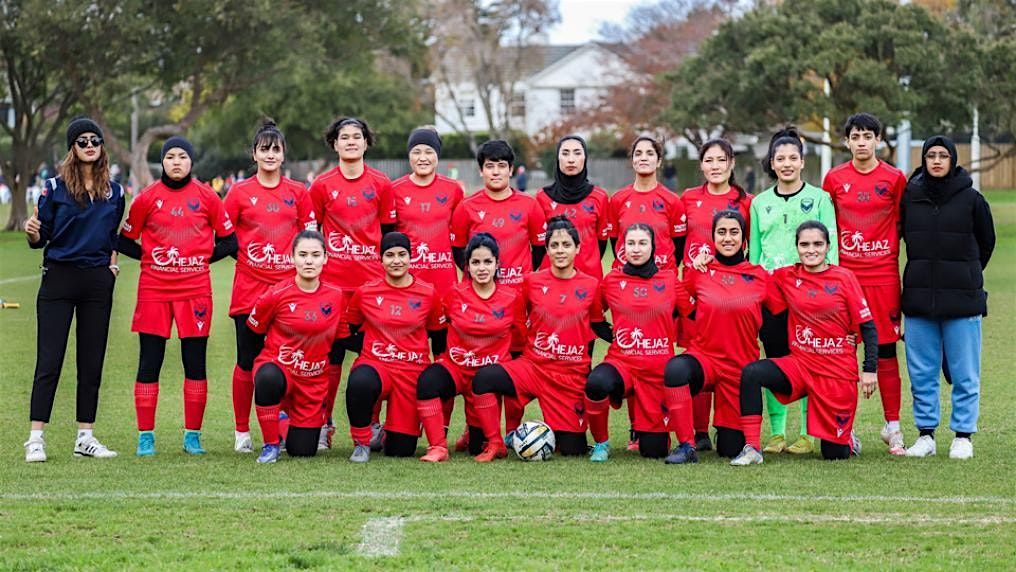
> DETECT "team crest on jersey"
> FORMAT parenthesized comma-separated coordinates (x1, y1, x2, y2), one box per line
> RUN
(652, 199, 665, 212)
(800, 198, 814, 213)
(765, 205, 772, 214)
(478, 210, 487, 221)
(509, 211, 523, 222)
(619, 280, 627, 291)
(320, 303, 333, 316)
(824, 283, 838, 295)
(741, 273, 755, 283)
(362, 187, 376, 200)
(194, 303, 208, 319)
(408, 298, 422, 310)
(187, 199, 200, 212)
(574, 288, 589, 300)
(288, 303, 297, 312)
(875, 183, 890, 197)
(835, 413, 850, 437)
(653, 280, 666, 293)
(284, 196, 296, 207)
(375, 296, 384, 306)
(578, 202, 593, 214)
(436, 194, 449, 205)
(492, 307, 505, 319)
(250, 196, 258, 206)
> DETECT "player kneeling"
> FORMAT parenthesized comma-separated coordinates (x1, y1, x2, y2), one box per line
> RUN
(246, 231, 351, 463)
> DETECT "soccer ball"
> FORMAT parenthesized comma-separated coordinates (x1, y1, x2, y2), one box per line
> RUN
(512, 420, 555, 461)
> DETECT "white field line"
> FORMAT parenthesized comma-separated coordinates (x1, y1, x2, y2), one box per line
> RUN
(2, 490, 1012, 506)
(356, 517, 405, 558)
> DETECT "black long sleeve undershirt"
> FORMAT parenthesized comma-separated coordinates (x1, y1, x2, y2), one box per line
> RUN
(210, 233, 238, 263)
(429, 329, 447, 356)
(860, 320, 878, 374)
(116, 234, 142, 260)
(452, 246, 465, 271)
(592, 321, 613, 343)
(532, 245, 546, 269)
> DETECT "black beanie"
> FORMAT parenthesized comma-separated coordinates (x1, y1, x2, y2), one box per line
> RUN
(407, 128, 442, 157)
(380, 231, 411, 254)
(921, 135, 958, 178)
(66, 117, 103, 149)
(162, 136, 195, 161)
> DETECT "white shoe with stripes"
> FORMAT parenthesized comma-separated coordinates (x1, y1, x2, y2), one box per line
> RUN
(74, 435, 118, 458)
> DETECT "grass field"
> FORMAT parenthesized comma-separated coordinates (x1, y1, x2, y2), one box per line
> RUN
(0, 193, 1014, 570)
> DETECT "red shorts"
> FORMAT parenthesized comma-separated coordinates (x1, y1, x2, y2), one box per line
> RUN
(602, 357, 667, 433)
(770, 356, 857, 445)
(229, 271, 275, 317)
(253, 358, 328, 428)
(434, 358, 479, 427)
(353, 358, 427, 437)
(501, 357, 587, 433)
(861, 282, 902, 344)
(132, 297, 213, 338)
(683, 351, 742, 430)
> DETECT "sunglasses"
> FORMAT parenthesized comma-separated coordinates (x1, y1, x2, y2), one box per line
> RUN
(75, 137, 103, 149)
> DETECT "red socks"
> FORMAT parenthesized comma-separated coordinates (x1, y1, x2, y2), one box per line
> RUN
(693, 390, 712, 434)
(475, 393, 502, 443)
(664, 386, 694, 445)
(878, 357, 901, 423)
(322, 364, 342, 420)
(418, 398, 447, 449)
(256, 404, 281, 445)
(585, 397, 610, 444)
(442, 397, 454, 429)
(503, 395, 522, 435)
(741, 414, 763, 450)
(183, 379, 207, 431)
(232, 366, 253, 433)
(350, 424, 373, 447)
(134, 382, 159, 431)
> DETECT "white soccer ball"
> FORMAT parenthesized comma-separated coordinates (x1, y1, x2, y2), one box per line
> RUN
(512, 420, 555, 461)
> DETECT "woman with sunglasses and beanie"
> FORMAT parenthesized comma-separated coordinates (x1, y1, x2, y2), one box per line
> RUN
(118, 135, 237, 456)
(23, 117, 125, 462)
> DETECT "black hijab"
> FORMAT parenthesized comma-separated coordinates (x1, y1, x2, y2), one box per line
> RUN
(543, 135, 594, 204)
(918, 135, 959, 198)
(621, 224, 659, 279)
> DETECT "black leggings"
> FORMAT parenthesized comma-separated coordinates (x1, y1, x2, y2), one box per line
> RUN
(418, 363, 485, 454)
(663, 354, 705, 393)
(233, 315, 265, 371)
(346, 364, 418, 456)
(585, 363, 625, 402)
(253, 362, 318, 457)
(759, 311, 790, 358)
(474, 365, 586, 456)
(741, 360, 849, 461)
(136, 333, 207, 382)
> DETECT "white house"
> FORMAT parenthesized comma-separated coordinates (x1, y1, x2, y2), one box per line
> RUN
(433, 43, 630, 137)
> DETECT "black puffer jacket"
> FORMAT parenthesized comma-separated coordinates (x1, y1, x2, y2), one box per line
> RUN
(900, 166, 995, 318)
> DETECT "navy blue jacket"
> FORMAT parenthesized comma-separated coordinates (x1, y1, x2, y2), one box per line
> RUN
(29, 176, 125, 268)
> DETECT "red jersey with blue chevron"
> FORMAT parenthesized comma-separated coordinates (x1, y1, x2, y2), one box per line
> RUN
(609, 183, 687, 271)
(121, 179, 233, 302)
(247, 280, 347, 378)
(535, 187, 611, 278)
(451, 189, 546, 287)
(443, 281, 526, 371)
(679, 184, 752, 267)
(772, 264, 872, 380)
(518, 270, 604, 372)
(346, 278, 445, 366)
(601, 269, 693, 367)
(309, 164, 396, 288)
(392, 174, 464, 292)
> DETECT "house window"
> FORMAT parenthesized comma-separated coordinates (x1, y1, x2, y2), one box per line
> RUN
(460, 97, 476, 118)
(559, 88, 576, 115)
(510, 91, 526, 119)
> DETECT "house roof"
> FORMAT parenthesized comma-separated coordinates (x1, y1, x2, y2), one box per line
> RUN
(437, 44, 590, 84)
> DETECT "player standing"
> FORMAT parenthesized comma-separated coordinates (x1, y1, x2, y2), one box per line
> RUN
(246, 231, 349, 463)
(309, 117, 396, 448)
(344, 232, 446, 462)
(679, 139, 752, 452)
(534, 135, 611, 279)
(584, 223, 694, 462)
(118, 136, 237, 456)
(732, 221, 877, 465)
(471, 216, 610, 461)
(822, 113, 908, 455)
(223, 120, 316, 453)
(748, 127, 838, 455)
(415, 233, 526, 462)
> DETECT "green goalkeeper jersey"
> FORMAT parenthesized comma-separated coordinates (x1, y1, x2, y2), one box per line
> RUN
(748, 181, 838, 270)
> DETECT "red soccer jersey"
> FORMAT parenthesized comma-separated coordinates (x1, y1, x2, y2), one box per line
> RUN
(345, 278, 445, 366)
(609, 183, 687, 271)
(247, 280, 347, 378)
(224, 177, 316, 315)
(535, 187, 612, 278)
(686, 260, 783, 369)
(680, 185, 752, 266)
(309, 164, 396, 288)
(121, 179, 233, 302)
(771, 264, 872, 380)
(392, 174, 464, 292)
(443, 281, 526, 371)
(518, 270, 604, 372)
(601, 269, 694, 368)
(822, 161, 907, 284)
(450, 189, 546, 287)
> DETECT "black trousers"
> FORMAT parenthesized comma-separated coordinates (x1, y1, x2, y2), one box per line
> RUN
(30, 262, 115, 423)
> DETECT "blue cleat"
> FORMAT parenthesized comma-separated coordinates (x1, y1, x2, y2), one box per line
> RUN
(664, 442, 699, 464)
(257, 443, 281, 464)
(136, 431, 155, 457)
(589, 441, 610, 462)
(504, 430, 516, 449)
(182, 430, 206, 455)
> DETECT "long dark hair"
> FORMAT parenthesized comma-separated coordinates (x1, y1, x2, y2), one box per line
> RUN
(291, 229, 326, 253)
(59, 139, 111, 204)
(762, 126, 804, 180)
(699, 138, 745, 204)
(324, 116, 375, 149)
(465, 232, 500, 280)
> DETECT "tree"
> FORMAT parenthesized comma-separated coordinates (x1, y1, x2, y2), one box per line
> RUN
(661, 0, 983, 155)
(428, 0, 560, 152)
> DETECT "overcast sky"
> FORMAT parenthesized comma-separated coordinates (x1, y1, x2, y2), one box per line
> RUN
(547, 0, 643, 43)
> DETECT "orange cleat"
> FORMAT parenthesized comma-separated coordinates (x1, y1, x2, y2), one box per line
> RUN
(420, 445, 450, 463)
(474, 441, 508, 463)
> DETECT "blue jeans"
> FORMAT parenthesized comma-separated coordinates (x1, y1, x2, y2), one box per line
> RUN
(903, 315, 982, 434)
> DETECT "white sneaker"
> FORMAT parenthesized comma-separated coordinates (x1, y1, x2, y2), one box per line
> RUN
(317, 424, 334, 451)
(74, 435, 118, 458)
(905, 435, 936, 458)
(886, 430, 905, 456)
(25, 437, 46, 463)
(234, 431, 253, 453)
(949, 437, 973, 460)
(850, 430, 862, 457)
(730, 444, 764, 466)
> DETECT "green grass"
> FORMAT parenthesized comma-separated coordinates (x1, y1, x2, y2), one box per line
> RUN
(1, 193, 1014, 570)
